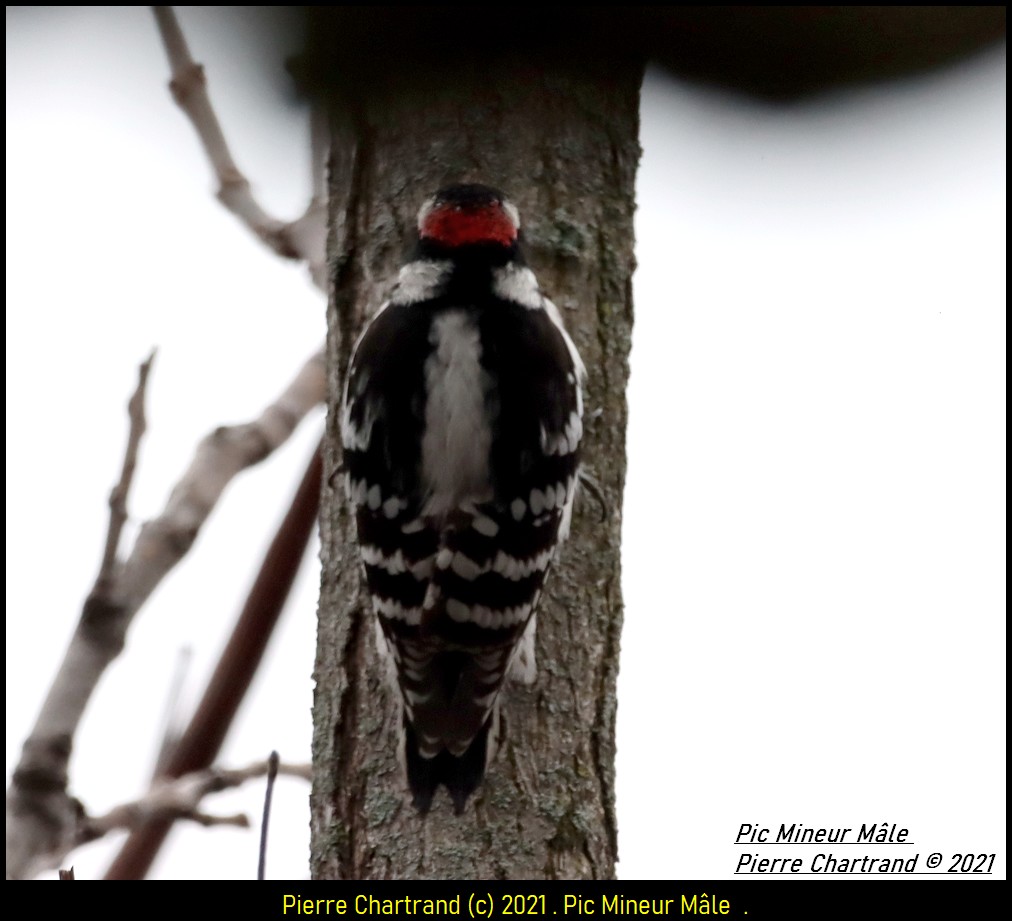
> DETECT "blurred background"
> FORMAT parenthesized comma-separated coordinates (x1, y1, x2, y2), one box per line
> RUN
(6, 7, 1005, 879)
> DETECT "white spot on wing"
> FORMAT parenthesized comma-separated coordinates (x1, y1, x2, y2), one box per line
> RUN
(472, 514, 499, 537)
(450, 553, 484, 580)
(341, 398, 377, 451)
(511, 498, 526, 521)
(373, 596, 422, 625)
(541, 410, 584, 458)
(361, 544, 407, 574)
(529, 488, 546, 515)
(492, 548, 553, 580)
(349, 479, 368, 507)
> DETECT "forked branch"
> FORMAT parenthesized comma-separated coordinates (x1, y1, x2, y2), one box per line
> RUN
(151, 6, 328, 289)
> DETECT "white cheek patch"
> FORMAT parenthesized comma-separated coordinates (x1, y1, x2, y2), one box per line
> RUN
(391, 259, 452, 305)
(492, 264, 543, 310)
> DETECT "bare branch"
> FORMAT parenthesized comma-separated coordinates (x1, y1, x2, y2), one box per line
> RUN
(151, 7, 327, 289)
(6, 350, 325, 880)
(80, 759, 311, 845)
(6, 355, 153, 880)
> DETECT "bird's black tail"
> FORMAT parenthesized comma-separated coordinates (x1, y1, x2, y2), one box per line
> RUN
(404, 720, 491, 815)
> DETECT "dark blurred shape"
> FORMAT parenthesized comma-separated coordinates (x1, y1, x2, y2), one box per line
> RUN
(639, 7, 1006, 97)
(300, 6, 1004, 100)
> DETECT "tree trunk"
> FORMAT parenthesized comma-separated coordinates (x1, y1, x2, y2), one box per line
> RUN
(311, 47, 642, 879)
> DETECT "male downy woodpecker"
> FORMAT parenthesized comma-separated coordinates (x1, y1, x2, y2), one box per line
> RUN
(341, 184, 585, 813)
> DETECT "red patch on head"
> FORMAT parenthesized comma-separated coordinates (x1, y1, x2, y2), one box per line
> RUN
(421, 203, 518, 248)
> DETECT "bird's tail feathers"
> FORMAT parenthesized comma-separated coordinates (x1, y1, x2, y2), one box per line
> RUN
(404, 719, 492, 815)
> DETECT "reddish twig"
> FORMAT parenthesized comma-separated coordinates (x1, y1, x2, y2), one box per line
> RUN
(104, 446, 323, 879)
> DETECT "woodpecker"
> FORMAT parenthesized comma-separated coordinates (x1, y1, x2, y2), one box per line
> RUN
(341, 184, 584, 813)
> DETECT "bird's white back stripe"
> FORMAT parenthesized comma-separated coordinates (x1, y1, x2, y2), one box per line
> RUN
(421, 311, 494, 515)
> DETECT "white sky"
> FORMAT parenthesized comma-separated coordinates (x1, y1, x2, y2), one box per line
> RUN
(6, 8, 1006, 881)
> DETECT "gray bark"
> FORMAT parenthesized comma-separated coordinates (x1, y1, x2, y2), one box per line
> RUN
(312, 53, 642, 879)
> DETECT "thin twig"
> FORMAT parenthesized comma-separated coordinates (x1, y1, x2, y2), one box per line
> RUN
(258, 751, 281, 880)
(80, 758, 311, 843)
(151, 6, 327, 289)
(97, 351, 155, 589)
